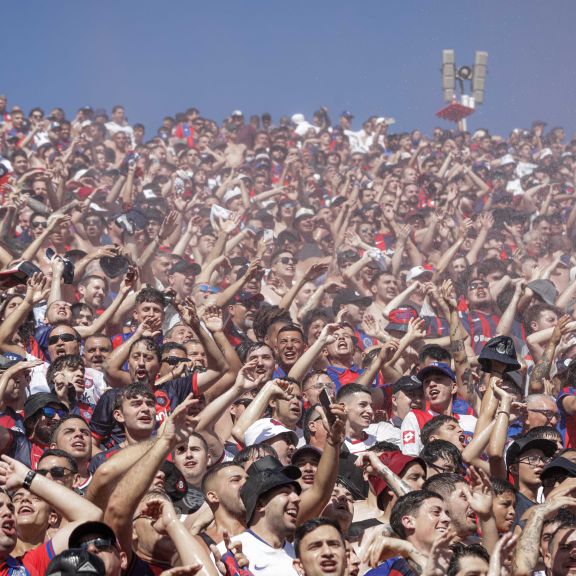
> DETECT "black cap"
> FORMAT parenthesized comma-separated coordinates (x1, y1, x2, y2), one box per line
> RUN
(169, 260, 201, 276)
(46, 549, 105, 576)
(241, 456, 301, 525)
(337, 249, 360, 266)
(332, 289, 372, 314)
(391, 375, 423, 395)
(232, 291, 264, 305)
(506, 437, 557, 469)
(541, 456, 576, 481)
(478, 336, 521, 374)
(24, 393, 67, 421)
(69, 521, 117, 549)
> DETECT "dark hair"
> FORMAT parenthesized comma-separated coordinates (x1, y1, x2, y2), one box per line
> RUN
(301, 308, 334, 338)
(201, 461, 241, 496)
(447, 543, 490, 576)
(71, 302, 93, 321)
(51, 414, 89, 445)
(368, 441, 402, 454)
(46, 354, 85, 388)
(233, 443, 278, 467)
(390, 490, 443, 539)
(524, 425, 562, 444)
(421, 415, 459, 446)
(160, 342, 187, 356)
(38, 448, 79, 473)
(277, 324, 306, 342)
(253, 305, 291, 341)
(523, 303, 560, 334)
(336, 383, 371, 403)
(418, 344, 451, 364)
(113, 383, 155, 412)
(129, 336, 161, 363)
(47, 324, 81, 342)
(491, 478, 516, 498)
(135, 287, 166, 308)
(420, 440, 463, 471)
(241, 341, 275, 365)
(422, 473, 467, 498)
(294, 518, 344, 557)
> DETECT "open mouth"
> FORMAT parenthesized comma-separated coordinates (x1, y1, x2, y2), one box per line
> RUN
(17, 506, 33, 516)
(302, 475, 315, 484)
(72, 440, 86, 449)
(1, 520, 16, 536)
(285, 507, 298, 520)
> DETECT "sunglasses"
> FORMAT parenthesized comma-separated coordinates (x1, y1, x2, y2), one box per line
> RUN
(37, 466, 74, 479)
(469, 281, 489, 291)
(32, 221, 48, 229)
(198, 284, 219, 294)
(48, 333, 78, 346)
(42, 406, 67, 419)
(79, 538, 116, 553)
(162, 356, 188, 366)
(279, 257, 297, 265)
(234, 399, 253, 408)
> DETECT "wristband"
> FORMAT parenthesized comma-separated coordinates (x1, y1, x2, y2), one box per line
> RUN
(22, 470, 36, 491)
(496, 410, 510, 417)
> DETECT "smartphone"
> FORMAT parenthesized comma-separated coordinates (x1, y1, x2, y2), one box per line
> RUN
(319, 388, 336, 427)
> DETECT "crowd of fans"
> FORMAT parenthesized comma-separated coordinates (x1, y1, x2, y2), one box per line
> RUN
(0, 94, 575, 576)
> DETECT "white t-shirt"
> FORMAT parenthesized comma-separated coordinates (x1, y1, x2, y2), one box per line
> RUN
(29, 359, 107, 405)
(217, 530, 298, 576)
(344, 421, 402, 455)
(400, 409, 477, 456)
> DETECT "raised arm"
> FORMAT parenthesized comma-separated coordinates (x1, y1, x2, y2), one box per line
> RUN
(104, 395, 199, 563)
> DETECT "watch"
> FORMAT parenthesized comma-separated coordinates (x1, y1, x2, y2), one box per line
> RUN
(22, 470, 36, 491)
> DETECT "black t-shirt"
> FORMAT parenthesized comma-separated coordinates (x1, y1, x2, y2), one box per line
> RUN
(90, 374, 198, 448)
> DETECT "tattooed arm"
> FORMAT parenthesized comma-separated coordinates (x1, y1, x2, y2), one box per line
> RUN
(513, 497, 576, 576)
(530, 314, 570, 394)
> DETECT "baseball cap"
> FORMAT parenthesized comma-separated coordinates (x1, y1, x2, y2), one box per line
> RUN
(331, 289, 372, 314)
(340, 110, 354, 119)
(506, 437, 557, 469)
(244, 418, 299, 447)
(541, 456, 576, 482)
(232, 292, 264, 305)
(231, 110, 243, 117)
(169, 260, 201, 276)
(337, 249, 360, 266)
(241, 456, 301, 524)
(24, 393, 67, 421)
(294, 208, 315, 221)
(68, 521, 118, 549)
(406, 265, 434, 283)
(369, 452, 426, 497)
(46, 549, 105, 576)
(223, 186, 242, 205)
(391, 375, 423, 395)
(417, 362, 456, 383)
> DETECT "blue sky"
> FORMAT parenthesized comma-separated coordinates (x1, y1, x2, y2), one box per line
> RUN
(2, 1, 575, 138)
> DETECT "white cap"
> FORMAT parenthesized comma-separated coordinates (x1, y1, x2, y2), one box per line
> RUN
(231, 110, 243, 117)
(500, 154, 516, 166)
(291, 113, 306, 124)
(223, 186, 242, 204)
(539, 148, 553, 160)
(295, 208, 315, 220)
(406, 265, 434, 283)
(244, 418, 298, 447)
(473, 130, 487, 139)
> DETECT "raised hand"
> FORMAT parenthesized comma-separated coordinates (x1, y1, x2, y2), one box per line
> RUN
(487, 532, 518, 576)
(0, 455, 31, 491)
(178, 297, 201, 330)
(202, 305, 224, 333)
(25, 272, 49, 305)
(158, 210, 179, 242)
(161, 394, 200, 446)
(463, 466, 493, 519)
(405, 317, 426, 343)
(140, 497, 179, 536)
(303, 262, 329, 282)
